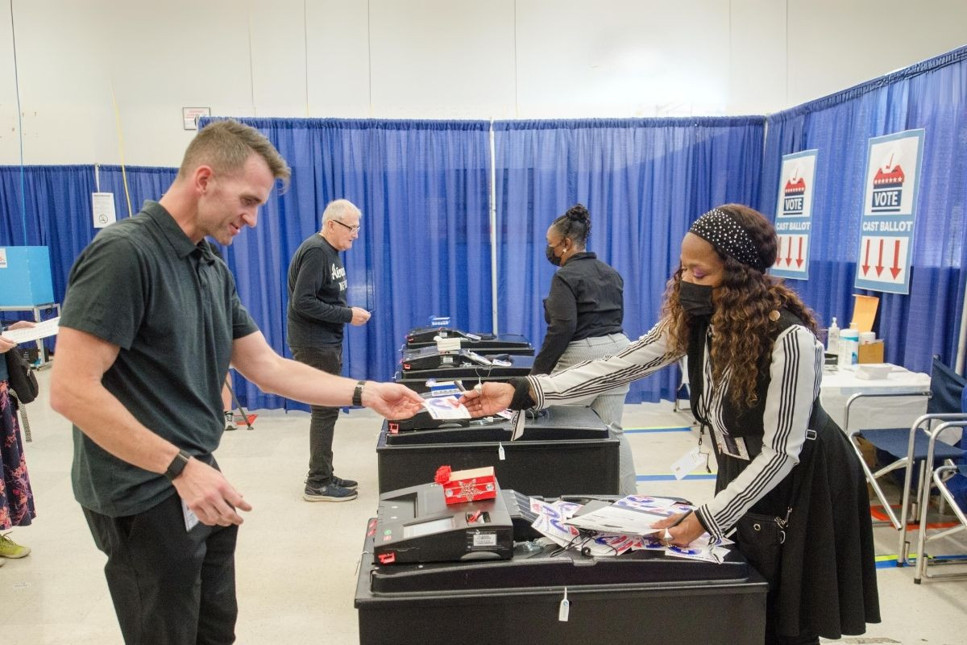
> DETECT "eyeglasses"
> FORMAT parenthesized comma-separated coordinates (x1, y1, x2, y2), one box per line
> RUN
(332, 219, 361, 233)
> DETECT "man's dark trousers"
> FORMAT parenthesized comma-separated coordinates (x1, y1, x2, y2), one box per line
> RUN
(83, 492, 239, 644)
(291, 344, 342, 486)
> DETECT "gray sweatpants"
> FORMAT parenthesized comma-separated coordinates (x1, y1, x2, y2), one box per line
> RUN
(552, 333, 637, 495)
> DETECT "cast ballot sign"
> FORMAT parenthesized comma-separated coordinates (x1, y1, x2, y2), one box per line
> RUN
(854, 129, 924, 295)
(771, 149, 818, 281)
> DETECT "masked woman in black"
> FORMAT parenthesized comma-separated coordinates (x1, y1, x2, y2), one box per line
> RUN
(533, 204, 635, 494)
(460, 204, 879, 644)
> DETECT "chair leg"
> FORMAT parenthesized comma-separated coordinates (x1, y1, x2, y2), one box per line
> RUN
(851, 435, 902, 529)
(897, 460, 925, 567)
(228, 382, 254, 430)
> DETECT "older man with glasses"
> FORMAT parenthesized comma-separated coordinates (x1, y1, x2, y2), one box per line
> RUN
(286, 199, 371, 502)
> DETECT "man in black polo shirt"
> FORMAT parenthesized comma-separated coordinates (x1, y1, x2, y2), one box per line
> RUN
(50, 120, 422, 644)
(287, 199, 370, 502)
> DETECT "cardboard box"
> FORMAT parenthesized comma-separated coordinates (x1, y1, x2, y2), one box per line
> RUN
(858, 340, 884, 364)
(439, 466, 497, 505)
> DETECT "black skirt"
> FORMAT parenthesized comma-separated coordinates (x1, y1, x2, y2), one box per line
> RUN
(716, 408, 881, 639)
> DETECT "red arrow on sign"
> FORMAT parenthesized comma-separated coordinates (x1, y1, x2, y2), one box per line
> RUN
(796, 237, 804, 268)
(875, 238, 884, 277)
(890, 239, 902, 279)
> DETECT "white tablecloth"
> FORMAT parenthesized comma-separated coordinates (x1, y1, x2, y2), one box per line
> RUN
(819, 364, 931, 432)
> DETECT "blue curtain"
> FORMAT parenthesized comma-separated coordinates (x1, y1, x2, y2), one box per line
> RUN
(761, 46, 967, 373)
(203, 118, 493, 410)
(0, 165, 97, 307)
(98, 165, 177, 219)
(494, 118, 765, 403)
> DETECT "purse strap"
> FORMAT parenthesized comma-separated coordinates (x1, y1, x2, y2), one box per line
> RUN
(776, 402, 824, 528)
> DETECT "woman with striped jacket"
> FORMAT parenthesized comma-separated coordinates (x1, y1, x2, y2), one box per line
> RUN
(461, 204, 880, 645)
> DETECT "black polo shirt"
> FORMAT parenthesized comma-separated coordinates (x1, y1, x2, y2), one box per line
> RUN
(531, 252, 624, 375)
(60, 201, 258, 517)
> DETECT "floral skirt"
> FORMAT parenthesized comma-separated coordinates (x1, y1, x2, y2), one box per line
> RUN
(0, 380, 35, 529)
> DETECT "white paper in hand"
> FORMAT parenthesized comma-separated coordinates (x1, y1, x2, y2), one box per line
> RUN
(422, 396, 471, 420)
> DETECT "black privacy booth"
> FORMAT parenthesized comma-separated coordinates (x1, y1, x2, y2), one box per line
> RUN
(355, 484, 767, 644)
(377, 406, 619, 496)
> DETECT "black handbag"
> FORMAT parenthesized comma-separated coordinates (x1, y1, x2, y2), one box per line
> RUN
(732, 429, 816, 588)
(733, 511, 787, 586)
(5, 348, 39, 404)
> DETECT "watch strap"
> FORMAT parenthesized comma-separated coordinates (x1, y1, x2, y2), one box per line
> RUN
(164, 449, 192, 481)
(352, 380, 366, 407)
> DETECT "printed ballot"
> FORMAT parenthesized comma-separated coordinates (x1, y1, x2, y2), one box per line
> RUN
(422, 395, 471, 420)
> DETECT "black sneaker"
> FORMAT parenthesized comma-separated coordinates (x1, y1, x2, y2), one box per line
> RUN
(303, 483, 357, 502)
(331, 476, 358, 490)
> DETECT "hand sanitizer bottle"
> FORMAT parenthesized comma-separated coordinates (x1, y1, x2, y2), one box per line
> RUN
(827, 317, 840, 359)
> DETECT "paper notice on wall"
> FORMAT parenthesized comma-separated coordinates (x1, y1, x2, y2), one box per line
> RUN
(92, 192, 117, 229)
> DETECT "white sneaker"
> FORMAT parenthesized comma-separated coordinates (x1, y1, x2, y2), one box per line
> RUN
(224, 411, 237, 432)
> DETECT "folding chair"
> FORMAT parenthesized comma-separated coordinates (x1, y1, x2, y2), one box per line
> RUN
(914, 413, 967, 583)
(843, 356, 965, 565)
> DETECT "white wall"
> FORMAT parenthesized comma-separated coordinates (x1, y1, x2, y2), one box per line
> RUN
(0, 0, 964, 166)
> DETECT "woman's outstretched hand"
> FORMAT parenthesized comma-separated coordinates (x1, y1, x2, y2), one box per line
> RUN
(457, 382, 515, 417)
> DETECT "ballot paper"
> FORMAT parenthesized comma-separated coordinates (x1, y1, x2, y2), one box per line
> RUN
(529, 498, 582, 548)
(422, 395, 471, 420)
(563, 495, 689, 536)
(526, 495, 729, 562)
(1, 317, 60, 343)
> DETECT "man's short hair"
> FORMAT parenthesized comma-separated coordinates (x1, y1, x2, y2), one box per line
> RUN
(321, 199, 362, 226)
(179, 119, 291, 190)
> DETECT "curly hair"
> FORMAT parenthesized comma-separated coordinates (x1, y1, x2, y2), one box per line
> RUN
(550, 203, 592, 247)
(660, 204, 818, 408)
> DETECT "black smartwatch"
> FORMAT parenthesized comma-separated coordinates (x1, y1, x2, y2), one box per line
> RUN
(352, 380, 366, 407)
(164, 450, 192, 481)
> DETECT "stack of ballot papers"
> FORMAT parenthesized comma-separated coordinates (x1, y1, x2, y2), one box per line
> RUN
(528, 494, 732, 563)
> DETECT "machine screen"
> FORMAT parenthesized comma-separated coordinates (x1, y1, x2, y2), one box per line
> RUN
(402, 517, 454, 538)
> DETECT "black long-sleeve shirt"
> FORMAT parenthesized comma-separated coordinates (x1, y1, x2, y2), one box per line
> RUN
(530, 252, 624, 374)
(286, 234, 352, 347)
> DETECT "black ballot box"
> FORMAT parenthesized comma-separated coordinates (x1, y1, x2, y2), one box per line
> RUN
(355, 512, 767, 645)
(400, 346, 534, 373)
(376, 406, 619, 496)
(404, 327, 535, 355)
(395, 374, 515, 395)
(396, 354, 534, 384)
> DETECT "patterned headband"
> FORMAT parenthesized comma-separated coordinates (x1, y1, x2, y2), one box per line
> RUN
(688, 208, 766, 271)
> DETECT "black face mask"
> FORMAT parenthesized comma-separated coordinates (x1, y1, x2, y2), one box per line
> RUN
(545, 244, 562, 267)
(679, 281, 715, 317)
